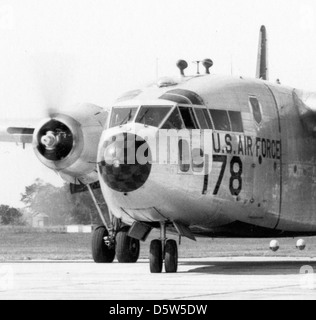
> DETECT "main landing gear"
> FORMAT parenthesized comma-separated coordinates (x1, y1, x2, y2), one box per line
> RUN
(149, 222, 178, 273)
(92, 226, 115, 263)
(116, 227, 140, 263)
(88, 184, 140, 264)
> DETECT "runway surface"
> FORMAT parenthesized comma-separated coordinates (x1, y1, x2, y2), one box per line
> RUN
(0, 257, 316, 300)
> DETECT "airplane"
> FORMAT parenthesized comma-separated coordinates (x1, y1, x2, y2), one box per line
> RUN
(1, 25, 316, 273)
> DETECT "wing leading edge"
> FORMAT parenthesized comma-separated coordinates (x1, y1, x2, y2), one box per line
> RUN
(0, 126, 34, 145)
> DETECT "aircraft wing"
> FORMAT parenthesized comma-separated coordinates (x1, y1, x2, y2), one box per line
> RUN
(0, 126, 34, 144)
(0, 120, 37, 145)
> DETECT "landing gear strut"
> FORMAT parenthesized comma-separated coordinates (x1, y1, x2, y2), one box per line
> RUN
(150, 222, 178, 273)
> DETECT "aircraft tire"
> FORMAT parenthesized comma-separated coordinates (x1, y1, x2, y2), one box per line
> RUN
(116, 227, 140, 263)
(92, 226, 116, 263)
(150, 240, 163, 273)
(165, 239, 178, 273)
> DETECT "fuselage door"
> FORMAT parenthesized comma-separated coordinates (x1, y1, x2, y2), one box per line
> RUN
(248, 92, 282, 221)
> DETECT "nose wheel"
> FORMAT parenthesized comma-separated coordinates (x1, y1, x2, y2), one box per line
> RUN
(149, 223, 178, 273)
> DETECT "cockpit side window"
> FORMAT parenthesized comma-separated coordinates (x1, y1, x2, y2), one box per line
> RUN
(179, 107, 198, 129)
(203, 109, 213, 129)
(228, 111, 244, 133)
(135, 106, 172, 127)
(209, 110, 231, 131)
(195, 109, 209, 129)
(162, 108, 185, 130)
(110, 107, 138, 128)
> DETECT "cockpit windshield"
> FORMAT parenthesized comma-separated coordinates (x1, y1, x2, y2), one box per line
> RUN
(109, 107, 138, 128)
(162, 108, 185, 130)
(135, 106, 172, 127)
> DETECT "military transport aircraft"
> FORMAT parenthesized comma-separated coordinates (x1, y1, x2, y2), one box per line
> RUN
(1, 26, 316, 273)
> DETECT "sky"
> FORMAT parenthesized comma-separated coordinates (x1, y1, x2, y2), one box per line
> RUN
(1, 0, 316, 207)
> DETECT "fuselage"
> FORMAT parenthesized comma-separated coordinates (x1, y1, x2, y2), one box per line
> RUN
(97, 74, 316, 238)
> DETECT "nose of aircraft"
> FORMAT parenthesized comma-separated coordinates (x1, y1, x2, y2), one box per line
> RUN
(98, 133, 152, 193)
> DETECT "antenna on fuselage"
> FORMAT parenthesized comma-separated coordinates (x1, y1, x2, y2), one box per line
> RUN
(176, 58, 213, 76)
(192, 60, 201, 74)
(256, 25, 269, 81)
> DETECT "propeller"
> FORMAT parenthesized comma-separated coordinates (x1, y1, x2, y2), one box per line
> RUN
(31, 53, 76, 161)
(31, 53, 75, 118)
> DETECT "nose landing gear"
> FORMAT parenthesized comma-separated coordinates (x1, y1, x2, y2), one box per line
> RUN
(149, 222, 178, 273)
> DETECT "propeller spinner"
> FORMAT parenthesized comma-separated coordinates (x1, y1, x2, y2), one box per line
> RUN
(36, 119, 74, 161)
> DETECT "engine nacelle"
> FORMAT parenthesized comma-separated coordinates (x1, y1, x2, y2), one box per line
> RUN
(33, 103, 108, 185)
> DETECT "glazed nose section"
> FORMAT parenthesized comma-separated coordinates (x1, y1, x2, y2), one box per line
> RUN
(99, 133, 152, 193)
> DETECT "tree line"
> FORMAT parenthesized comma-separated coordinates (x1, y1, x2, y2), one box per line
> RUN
(0, 179, 104, 226)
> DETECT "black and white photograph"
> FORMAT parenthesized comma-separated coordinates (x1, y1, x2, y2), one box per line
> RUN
(0, 0, 316, 303)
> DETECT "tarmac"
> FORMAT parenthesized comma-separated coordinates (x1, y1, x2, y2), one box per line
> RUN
(0, 257, 316, 300)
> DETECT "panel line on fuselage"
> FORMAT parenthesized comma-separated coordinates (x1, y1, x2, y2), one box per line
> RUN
(264, 84, 283, 229)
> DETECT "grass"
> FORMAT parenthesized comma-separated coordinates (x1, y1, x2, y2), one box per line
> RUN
(0, 226, 91, 261)
(0, 226, 316, 261)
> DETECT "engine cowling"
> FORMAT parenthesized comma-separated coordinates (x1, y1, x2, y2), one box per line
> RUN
(33, 103, 108, 185)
